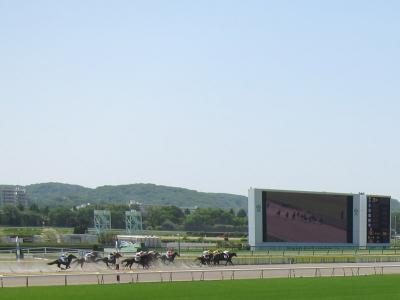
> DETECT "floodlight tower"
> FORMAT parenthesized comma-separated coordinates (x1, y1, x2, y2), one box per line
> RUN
(125, 210, 143, 234)
(94, 210, 111, 234)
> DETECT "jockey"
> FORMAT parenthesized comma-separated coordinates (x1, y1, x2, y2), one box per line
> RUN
(85, 251, 95, 261)
(135, 251, 144, 262)
(167, 248, 174, 258)
(108, 252, 116, 260)
(213, 249, 221, 255)
(60, 252, 68, 263)
(223, 250, 230, 259)
(202, 250, 210, 259)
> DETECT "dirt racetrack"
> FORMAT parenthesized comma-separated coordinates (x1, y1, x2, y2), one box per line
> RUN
(1, 260, 400, 287)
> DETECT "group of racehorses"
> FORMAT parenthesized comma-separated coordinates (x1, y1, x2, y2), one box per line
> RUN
(196, 252, 237, 266)
(47, 250, 236, 270)
(47, 251, 180, 270)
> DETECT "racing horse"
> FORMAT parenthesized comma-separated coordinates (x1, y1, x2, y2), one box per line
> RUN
(73, 251, 99, 268)
(96, 252, 122, 268)
(212, 252, 237, 265)
(196, 253, 213, 266)
(122, 251, 160, 269)
(47, 254, 77, 270)
(161, 252, 180, 264)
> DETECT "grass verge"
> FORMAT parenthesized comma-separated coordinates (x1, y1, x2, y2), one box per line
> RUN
(1, 275, 400, 300)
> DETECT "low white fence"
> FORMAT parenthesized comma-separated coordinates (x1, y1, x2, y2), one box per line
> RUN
(0, 247, 90, 255)
(3, 248, 400, 266)
(1, 264, 400, 288)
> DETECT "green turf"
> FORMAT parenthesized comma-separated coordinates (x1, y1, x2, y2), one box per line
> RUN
(1, 275, 400, 300)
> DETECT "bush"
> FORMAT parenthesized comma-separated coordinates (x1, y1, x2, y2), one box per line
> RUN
(73, 224, 88, 234)
(161, 220, 179, 231)
(98, 232, 116, 245)
(216, 240, 241, 249)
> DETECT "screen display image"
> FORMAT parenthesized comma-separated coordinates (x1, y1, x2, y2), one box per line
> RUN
(263, 191, 353, 243)
(367, 196, 390, 243)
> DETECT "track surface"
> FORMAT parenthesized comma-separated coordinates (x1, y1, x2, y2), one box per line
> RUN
(1, 261, 400, 287)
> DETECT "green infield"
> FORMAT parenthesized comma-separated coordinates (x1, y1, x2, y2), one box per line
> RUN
(1, 275, 400, 300)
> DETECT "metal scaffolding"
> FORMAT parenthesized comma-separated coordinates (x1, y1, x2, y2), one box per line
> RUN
(94, 210, 111, 234)
(125, 210, 142, 234)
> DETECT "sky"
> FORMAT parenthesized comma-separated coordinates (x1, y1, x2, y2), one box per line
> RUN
(0, 1, 399, 198)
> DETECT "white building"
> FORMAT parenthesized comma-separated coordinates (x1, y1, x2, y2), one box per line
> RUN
(0, 186, 28, 207)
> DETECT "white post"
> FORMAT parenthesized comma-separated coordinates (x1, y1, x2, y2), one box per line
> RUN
(16, 236, 20, 260)
(395, 215, 397, 247)
(177, 233, 181, 255)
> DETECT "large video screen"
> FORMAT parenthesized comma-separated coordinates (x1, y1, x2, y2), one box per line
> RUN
(367, 196, 390, 243)
(263, 191, 353, 243)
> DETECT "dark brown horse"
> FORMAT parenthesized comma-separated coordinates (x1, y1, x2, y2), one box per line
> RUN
(47, 254, 77, 270)
(196, 254, 213, 266)
(213, 252, 237, 265)
(96, 252, 122, 268)
(161, 252, 180, 264)
(122, 252, 160, 269)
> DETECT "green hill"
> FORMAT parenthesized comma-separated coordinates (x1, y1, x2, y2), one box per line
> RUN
(391, 198, 400, 212)
(22, 182, 247, 210)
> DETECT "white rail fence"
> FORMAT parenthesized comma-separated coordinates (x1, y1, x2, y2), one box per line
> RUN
(0, 247, 88, 254)
(1, 264, 400, 288)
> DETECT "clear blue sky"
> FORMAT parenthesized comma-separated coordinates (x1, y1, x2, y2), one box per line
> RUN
(0, 1, 399, 198)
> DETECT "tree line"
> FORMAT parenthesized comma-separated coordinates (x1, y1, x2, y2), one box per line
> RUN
(0, 203, 247, 233)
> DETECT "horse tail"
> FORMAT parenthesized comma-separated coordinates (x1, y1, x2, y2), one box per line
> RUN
(47, 260, 58, 265)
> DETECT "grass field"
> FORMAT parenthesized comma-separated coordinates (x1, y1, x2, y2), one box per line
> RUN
(1, 275, 400, 300)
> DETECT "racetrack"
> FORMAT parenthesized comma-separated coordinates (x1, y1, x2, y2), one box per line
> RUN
(2, 260, 400, 287)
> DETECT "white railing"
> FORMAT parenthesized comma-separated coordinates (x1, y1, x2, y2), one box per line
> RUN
(1, 264, 400, 288)
(0, 247, 91, 255)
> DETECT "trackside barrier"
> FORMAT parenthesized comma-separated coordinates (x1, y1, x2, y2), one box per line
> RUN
(177, 255, 400, 265)
(0, 247, 89, 255)
(1, 247, 400, 255)
(1, 264, 400, 287)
